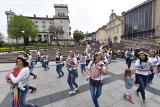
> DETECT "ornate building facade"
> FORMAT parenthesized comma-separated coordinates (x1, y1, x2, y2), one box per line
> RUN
(5, 4, 71, 45)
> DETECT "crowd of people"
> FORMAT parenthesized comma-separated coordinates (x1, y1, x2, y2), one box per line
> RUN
(5, 43, 160, 107)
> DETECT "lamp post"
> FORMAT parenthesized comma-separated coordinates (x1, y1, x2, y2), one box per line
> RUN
(21, 30, 25, 50)
(47, 31, 50, 48)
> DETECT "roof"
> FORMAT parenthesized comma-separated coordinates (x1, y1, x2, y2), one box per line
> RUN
(123, 0, 152, 15)
(116, 16, 124, 21)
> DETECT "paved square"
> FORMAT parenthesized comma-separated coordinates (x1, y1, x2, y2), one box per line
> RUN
(0, 59, 160, 107)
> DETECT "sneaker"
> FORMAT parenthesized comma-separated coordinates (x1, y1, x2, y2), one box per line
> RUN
(74, 86, 79, 91)
(33, 75, 37, 79)
(69, 91, 75, 95)
(142, 100, 146, 106)
(136, 91, 139, 97)
(158, 73, 160, 76)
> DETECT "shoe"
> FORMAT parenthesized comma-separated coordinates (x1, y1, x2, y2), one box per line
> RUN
(57, 75, 62, 78)
(33, 75, 37, 79)
(142, 100, 146, 106)
(136, 91, 139, 97)
(128, 96, 135, 104)
(74, 86, 79, 91)
(123, 93, 127, 100)
(30, 88, 36, 93)
(69, 91, 75, 95)
(158, 73, 160, 76)
(62, 73, 64, 76)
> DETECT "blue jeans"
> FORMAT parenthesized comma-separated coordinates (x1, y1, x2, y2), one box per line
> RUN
(136, 74, 149, 100)
(67, 71, 78, 91)
(42, 60, 49, 70)
(127, 58, 132, 69)
(108, 55, 112, 64)
(80, 64, 86, 74)
(89, 82, 102, 107)
(56, 64, 64, 76)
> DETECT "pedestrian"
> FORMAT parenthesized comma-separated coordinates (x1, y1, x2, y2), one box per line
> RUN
(125, 48, 134, 69)
(80, 52, 87, 76)
(55, 51, 64, 78)
(67, 51, 79, 95)
(107, 48, 112, 64)
(135, 51, 150, 105)
(6, 56, 37, 107)
(148, 50, 160, 84)
(86, 52, 107, 107)
(42, 52, 49, 70)
(123, 69, 135, 104)
(35, 49, 41, 64)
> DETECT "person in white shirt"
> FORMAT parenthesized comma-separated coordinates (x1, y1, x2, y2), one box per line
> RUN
(66, 51, 79, 95)
(135, 51, 150, 105)
(42, 52, 49, 70)
(125, 48, 134, 69)
(80, 52, 87, 75)
(7, 56, 37, 107)
(148, 50, 160, 83)
(86, 42, 91, 52)
(86, 52, 107, 107)
(107, 48, 112, 64)
(55, 51, 64, 78)
(35, 50, 41, 63)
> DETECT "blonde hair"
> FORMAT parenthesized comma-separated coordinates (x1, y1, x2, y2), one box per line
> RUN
(70, 51, 75, 58)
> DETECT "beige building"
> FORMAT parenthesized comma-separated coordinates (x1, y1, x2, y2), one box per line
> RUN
(95, 25, 107, 44)
(106, 11, 123, 43)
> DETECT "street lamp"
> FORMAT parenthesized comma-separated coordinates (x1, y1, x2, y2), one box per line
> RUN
(47, 31, 50, 48)
(21, 30, 25, 50)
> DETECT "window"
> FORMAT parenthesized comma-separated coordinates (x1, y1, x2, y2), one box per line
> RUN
(42, 25, 46, 28)
(49, 21, 53, 24)
(63, 13, 65, 17)
(35, 21, 38, 23)
(60, 21, 63, 23)
(117, 28, 119, 33)
(42, 21, 45, 24)
(35, 25, 38, 28)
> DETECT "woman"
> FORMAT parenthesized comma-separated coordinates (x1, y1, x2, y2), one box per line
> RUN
(80, 52, 87, 75)
(86, 53, 107, 107)
(125, 48, 134, 69)
(42, 52, 49, 70)
(67, 51, 79, 95)
(55, 51, 64, 78)
(8, 56, 37, 107)
(148, 50, 160, 84)
(135, 51, 150, 105)
(107, 48, 112, 64)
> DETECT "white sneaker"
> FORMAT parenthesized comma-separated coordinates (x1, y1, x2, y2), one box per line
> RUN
(158, 73, 160, 76)
(69, 91, 75, 95)
(74, 86, 79, 91)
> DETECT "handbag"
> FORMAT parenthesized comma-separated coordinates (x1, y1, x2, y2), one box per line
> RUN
(70, 69, 78, 78)
(90, 77, 100, 86)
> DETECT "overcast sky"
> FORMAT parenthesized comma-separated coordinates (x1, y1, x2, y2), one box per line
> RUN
(0, 0, 146, 37)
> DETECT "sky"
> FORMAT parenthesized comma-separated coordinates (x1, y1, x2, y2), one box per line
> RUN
(0, 0, 146, 37)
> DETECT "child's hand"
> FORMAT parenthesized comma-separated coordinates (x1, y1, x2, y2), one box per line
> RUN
(133, 78, 136, 81)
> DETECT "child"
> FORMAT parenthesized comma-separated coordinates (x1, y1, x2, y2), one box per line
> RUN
(5, 65, 25, 90)
(123, 69, 135, 104)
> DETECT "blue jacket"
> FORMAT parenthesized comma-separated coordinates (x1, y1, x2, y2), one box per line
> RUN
(125, 76, 134, 89)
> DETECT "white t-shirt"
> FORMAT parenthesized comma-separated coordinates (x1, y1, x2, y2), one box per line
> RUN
(87, 61, 106, 80)
(148, 57, 160, 65)
(9, 67, 30, 86)
(135, 59, 150, 75)
(68, 57, 78, 71)
(37, 51, 40, 57)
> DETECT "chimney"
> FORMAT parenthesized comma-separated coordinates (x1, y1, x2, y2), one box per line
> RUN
(34, 14, 36, 17)
(46, 15, 48, 18)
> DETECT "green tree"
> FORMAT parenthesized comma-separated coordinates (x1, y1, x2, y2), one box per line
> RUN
(73, 30, 84, 43)
(48, 25, 64, 45)
(7, 15, 38, 48)
(0, 32, 4, 47)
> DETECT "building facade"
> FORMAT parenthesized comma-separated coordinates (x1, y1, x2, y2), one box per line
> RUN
(96, 25, 107, 44)
(122, 0, 160, 44)
(106, 11, 123, 43)
(5, 4, 71, 45)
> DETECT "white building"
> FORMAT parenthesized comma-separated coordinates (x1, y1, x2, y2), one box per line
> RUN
(5, 4, 72, 45)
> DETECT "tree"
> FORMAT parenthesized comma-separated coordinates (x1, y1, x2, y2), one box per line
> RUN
(7, 15, 38, 47)
(47, 25, 64, 45)
(0, 32, 4, 47)
(73, 30, 84, 43)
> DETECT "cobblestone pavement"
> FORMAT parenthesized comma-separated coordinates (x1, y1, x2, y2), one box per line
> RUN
(0, 59, 160, 107)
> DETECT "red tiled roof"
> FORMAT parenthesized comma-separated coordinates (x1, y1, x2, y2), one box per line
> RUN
(117, 16, 124, 21)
